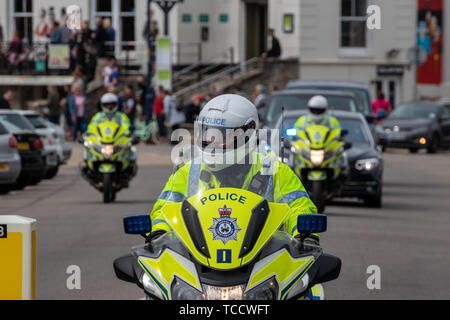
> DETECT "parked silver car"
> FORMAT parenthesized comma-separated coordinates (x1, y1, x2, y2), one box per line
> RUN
(0, 120, 22, 194)
(0, 110, 56, 182)
(15, 110, 62, 178)
(43, 119, 72, 163)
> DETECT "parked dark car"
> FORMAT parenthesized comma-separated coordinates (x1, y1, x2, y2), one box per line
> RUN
(379, 101, 450, 153)
(0, 115, 45, 189)
(275, 110, 383, 208)
(285, 81, 374, 116)
(261, 89, 361, 129)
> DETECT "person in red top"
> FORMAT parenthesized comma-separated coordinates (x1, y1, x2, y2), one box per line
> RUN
(153, 86, 167, 140)
(372, 92, 391, 121)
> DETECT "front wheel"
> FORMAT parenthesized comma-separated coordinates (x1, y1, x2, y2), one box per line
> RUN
(364, 184, 383, 208)
(102, 173, 115, 203)
(427, 135, 439, 154)
(311, 181, 326, 214)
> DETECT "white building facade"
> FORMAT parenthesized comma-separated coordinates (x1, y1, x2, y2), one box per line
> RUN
(1, 0, 449, 102)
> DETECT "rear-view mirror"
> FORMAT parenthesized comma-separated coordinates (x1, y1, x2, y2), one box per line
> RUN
(344, 141, 353, 150)
(311, 254, 342, 285)
(131, 136, 141, 145)
(113, 254, 141, 284)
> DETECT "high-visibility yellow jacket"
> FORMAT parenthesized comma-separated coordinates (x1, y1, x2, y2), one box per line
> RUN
(295, 114, 341, 134)
(87, 111, 131, 136)
(150, 152, 318, 236)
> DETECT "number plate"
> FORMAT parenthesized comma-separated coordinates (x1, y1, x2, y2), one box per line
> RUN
(17, 142, 30, 150)
(0, 225, 7, 238)
(389, 132, 406, 140)
(0, 163, 8, 170)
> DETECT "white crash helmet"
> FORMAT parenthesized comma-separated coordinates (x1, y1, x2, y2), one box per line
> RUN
(101, 93, 119, 114)
(195, 94, 259, 172)
(308, 95, 328, 123)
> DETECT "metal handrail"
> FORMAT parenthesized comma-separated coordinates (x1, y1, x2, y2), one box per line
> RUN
(173, 46, 235, 78)
(174, 57, 261, 97)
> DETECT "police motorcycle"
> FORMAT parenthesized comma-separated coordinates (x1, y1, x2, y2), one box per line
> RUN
(79, 119, 140, 203)
(113, 150, 341, 300)
(283, 124, 351, 213)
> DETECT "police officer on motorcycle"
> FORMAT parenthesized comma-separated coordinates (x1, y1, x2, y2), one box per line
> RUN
(295, 95, 341, 134)
(148, 94, 320, 246)
(87, 93, 131, 136)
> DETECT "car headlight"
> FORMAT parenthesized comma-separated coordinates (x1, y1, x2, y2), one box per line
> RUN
(171, 277, 203, 300)
(141, 273, 165, 300)
(203, 284, 246, 300)
(101, 144, 114, 159)
(310, 150, 325, 166)
(244, 278, 278, 300)
(285, 273, 310, 300)
(355, 158, 379, 171)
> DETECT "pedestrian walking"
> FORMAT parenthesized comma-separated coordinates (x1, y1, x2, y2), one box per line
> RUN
(262, 28, 282, 58)
(372, 92, 391, 120)
(0, 89, 15, 109)
(47, 86, 61, 125)
(68, 83, 88, 141)
(164, 90, 185, 144)
(123, 84, 137, 130)
(154, 86, 167, 141)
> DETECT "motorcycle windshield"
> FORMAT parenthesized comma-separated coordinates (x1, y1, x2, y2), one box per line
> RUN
(159, 143, 292, 270)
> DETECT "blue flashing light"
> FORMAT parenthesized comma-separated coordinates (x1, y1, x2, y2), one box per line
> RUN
(286, 128, 297, 137)
(297, 214, 327, 234)
(123, 215, 152, 235)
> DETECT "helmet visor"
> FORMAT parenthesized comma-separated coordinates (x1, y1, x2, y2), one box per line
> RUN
(102, 102, 117, 111)
(196, 122, 256, 152)
(309, 108, 326, 115)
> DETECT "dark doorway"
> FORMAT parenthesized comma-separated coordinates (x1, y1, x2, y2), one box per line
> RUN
(245, 0, 267, 60)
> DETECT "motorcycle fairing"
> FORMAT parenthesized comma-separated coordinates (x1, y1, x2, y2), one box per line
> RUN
(161, 188, 291, 271)
(245, 249, 314, 300)
(138, 249, 202, 300)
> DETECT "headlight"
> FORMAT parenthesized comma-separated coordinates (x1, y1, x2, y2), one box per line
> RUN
(83, 140, 92, 148)
(203, 284, 246, 300)
(285, 273, 310, 300)
(101, 144, 114, 159)
(141, 273, 165, 300)
(244, 278, 278, 300)
(310, 150, 325, 166)
(171, 278, 203, 300)
(355, 158, 379, 171)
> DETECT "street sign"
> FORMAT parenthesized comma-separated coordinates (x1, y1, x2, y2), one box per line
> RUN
(377, 65, 404, 76)
(408, 46, 427, 66)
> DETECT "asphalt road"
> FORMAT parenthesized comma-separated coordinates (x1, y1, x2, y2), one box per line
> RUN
(1, 144, 450, 300)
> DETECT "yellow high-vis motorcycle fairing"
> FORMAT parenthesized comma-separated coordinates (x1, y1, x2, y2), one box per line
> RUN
(114, 160, 341, 300)
(80, 120, 139, 203)
(286, 124, 351, 213)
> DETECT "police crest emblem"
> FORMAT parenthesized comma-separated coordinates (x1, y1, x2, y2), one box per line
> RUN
(208, 205, 241, 245)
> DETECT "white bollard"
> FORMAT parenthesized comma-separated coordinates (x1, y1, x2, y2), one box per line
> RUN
(0, 216, 37, 300)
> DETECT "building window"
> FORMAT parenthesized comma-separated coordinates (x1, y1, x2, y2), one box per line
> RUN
(341, 0, 367, 48)
(120, 0, 136, 50)
(92, 0, 136, 52)
(13, 0, 33, 43)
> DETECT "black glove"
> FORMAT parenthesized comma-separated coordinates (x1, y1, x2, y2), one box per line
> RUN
(145, 230, 167, 244)
(295, 234, 320, 247)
